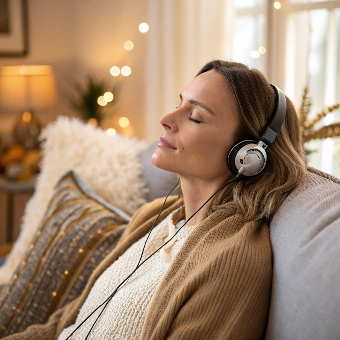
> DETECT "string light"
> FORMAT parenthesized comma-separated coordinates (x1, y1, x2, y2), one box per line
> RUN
(22, 111, 31, 122)
(139, 23, 149, 33)
(259, 46, 266, 54)
(107, 128, 116, 137)
(274, 2, 281, 9)
(110, 66, 120, 76)
(104, 92, 114, 102)
(97, 96, 107, 106)
(88, 118, 98, 127)
(119, 117, 130, 128)
(124, 41, 134, 50)
(121, 66, 131, 76)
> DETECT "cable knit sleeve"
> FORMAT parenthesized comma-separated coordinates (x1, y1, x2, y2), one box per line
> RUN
(141, 218, 273, 340)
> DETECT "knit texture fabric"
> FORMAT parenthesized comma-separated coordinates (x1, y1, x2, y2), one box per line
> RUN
(2, 178, 273, 340)
(58, 208, 196, 340)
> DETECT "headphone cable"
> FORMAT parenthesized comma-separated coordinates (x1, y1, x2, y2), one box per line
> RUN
(65, 172, 244, 340)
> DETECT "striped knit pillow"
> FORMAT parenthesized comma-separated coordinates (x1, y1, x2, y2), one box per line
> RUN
(0, 170, 130, 337)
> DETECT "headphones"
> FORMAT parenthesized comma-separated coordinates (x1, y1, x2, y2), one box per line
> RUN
(67, 83, 287, 340)
(227, 84, 287, 177)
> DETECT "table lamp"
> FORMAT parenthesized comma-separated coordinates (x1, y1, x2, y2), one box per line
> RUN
(0, 65, 57, 150)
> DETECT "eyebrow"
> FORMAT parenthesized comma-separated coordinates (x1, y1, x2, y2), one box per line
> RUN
(179, 93, 216, 117)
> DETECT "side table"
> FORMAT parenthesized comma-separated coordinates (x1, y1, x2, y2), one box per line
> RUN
(0, 176, 36, 244)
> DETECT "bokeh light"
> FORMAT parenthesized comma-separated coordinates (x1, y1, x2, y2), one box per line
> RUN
(110, 66, 120, 76)
(22, 111, 32, 122)
(251, 51, 260, 58)
(20, 66, 29, 75)
(119, 117, 130, 128)
(274, 2, 281, 9)
(121, 66, 131, 76)
(107, 128, 116, 137)
(88, 118, 98, 127)
(259, 46, 266, 54)
(97, 96, 107, 106)
(139, 23, 149, 33)
(124, 41, 134, 50)
(104, 92, 114, 102)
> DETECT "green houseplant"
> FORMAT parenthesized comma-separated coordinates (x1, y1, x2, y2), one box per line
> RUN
(68, 76, 120, 126)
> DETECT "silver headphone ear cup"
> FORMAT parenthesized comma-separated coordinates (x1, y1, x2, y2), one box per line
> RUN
(242, 147, 267, 175)
(227, 140, 257, 175)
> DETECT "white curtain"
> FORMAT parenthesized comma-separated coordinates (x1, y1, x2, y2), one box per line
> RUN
(144, 0, 234, 143)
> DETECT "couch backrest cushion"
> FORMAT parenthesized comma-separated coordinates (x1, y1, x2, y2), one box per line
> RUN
(265, 167, 340, 340)
(139, 141, 179, 202)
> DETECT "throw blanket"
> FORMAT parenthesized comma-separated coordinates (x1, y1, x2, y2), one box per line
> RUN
(3, 183, 272, 340)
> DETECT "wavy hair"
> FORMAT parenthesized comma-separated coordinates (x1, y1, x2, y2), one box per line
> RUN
(179, 59, 308, 223)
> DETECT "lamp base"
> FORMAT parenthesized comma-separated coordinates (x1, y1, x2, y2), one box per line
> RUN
(13, 111, 41, 150)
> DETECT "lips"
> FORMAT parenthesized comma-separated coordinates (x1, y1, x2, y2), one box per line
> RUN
(158, 136, 176, 149)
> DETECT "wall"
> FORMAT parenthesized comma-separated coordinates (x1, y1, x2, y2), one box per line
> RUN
(0, 0, 148, 145)
(144, 0, 233, 143)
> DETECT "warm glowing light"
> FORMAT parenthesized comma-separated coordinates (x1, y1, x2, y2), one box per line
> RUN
(20, 66, 29, 75)
(121, 66, 131, 76)
(139, 23, 149, 33)
(124, 40, 134, 50)
(52, 292, 57, 296)
(107, 128, 116, 137)
(104, 92, 114, 102)
(259, 46, 266, 54)
(274, 2, 281, 9)
(97, 96, 107, 106)
(110, 66, 120, 76)
(22, 111, 32, 122)
(88, 118, 98, 126)
(119, 117, 130, 128)
(251, 51, 260, 58)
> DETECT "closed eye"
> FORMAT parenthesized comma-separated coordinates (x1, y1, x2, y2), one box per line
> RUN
(189, 117, 201, 124)
(176, 106, 202, 124)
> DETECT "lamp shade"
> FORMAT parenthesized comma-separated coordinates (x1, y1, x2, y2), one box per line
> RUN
(0, 65, 57, 110)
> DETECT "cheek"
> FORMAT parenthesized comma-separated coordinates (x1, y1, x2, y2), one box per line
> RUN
(183, 131, 225, 163)
(187, 125, 238, 169)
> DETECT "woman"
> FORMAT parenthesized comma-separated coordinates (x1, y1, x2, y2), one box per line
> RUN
(4, 60, 307, 340)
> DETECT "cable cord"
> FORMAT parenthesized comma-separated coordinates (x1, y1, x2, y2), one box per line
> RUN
(65, 172, 243, 340)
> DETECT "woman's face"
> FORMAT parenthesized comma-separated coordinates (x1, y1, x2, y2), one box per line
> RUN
(151, 69, 241, 182)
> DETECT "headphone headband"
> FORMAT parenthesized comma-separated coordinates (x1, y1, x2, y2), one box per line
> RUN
(260, 84, 287, 146)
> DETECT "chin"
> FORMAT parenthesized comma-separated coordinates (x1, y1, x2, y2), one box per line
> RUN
(151, 150, 177, 173)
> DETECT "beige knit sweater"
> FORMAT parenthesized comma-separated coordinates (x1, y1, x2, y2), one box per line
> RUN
(3, 183, 273, 340)
(58, 208, 196, 339)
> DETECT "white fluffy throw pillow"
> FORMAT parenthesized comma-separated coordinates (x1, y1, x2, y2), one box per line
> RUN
(0, 116, 148, 284)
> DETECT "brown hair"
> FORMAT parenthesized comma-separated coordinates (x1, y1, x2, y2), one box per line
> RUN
(179, 59, 308, 223)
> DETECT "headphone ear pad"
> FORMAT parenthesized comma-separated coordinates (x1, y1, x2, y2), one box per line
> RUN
(227, 140, 257, 175)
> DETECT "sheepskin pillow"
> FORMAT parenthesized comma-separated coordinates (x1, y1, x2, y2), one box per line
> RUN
(0, 116, 148, 285)
(0, 170, 129, 337)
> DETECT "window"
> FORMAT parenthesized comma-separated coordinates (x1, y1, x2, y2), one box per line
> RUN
(233, 0, 340, 177)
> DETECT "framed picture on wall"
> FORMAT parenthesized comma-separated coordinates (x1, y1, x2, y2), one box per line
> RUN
(0, 0, 28, 57)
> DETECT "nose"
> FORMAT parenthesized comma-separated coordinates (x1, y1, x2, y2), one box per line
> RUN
(159, 109, 178, 132)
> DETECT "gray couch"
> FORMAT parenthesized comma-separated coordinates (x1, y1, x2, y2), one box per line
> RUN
(140, 142, 340, 340)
